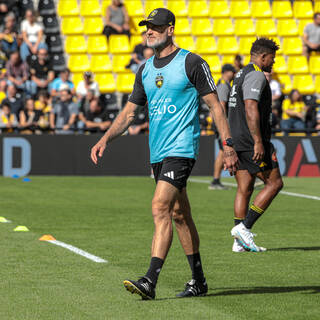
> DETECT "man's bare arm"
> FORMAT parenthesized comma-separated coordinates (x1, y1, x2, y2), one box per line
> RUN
(90, 101, 138, 164)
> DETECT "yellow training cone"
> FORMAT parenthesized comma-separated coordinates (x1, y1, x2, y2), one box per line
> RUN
(14, 226, 29, 232)
(0, 216, 10, 223)
(39, 235, 56, 241)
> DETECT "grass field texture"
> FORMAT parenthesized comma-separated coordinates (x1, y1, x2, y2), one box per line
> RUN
(1, 176, 319, 320)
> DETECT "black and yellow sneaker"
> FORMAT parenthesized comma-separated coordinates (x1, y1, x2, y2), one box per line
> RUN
(123, 277, 155, 300)
(176, 278, 208, 298)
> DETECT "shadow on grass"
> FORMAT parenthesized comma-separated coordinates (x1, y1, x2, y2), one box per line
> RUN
(153, 286, 320, 301)
(268, 246, 320, 251)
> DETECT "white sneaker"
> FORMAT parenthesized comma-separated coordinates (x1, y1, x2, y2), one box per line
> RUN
(231, 223, 260, 252)
(232, 239, 246, 252)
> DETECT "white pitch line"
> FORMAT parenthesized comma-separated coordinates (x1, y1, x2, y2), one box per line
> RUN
(47, 240, 108, 263)
(189, 178, 320, 201)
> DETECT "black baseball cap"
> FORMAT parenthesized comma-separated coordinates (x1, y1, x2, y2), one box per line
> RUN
(139, 8, 175, 27)
(222, 64, 236, 73)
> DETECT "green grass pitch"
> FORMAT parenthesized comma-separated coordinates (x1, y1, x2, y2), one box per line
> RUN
(1, 176, 319, 320)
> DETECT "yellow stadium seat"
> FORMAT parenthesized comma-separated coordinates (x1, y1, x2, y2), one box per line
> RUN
(188, 0, 209, 18)
(95, 73, 116, 93)
(202, 55, 221, 74)
(277, 19, 298, 37)
(109, 35, 131, 54)
(272, 1, 293, 18)
(298, 19, 313, 36)
(273, 55, 287, 74)
(274, 37, 283, 55)
(117, 73, 136, 93)
(213, 18, 234, 36)
(68, 55, 90, 72)
(83, 17, 104, 35)
(221, 55, 236, 64)
(282, 37, 303, 55)
(234, 19, 255, 36)
(315, 1, 320, 12)
(256, 19, 277, 37)
(239, 37, 256, 55)
(209, 1, 230, 18)
(57, 0, 79, 16)
(230, 1, 251, 18)
(293, 1, 313, 19)
(112, 54, 131, 73)
(145, 1, 164, 16)
(293, 75, 315, 94)
(217, 37, 239, 54)
(130, 17, 147, 35)
(71, 73, 83, 88)
(174, 18, 191, 35)
(191, 19, 213, 36)
(125, 0, 145, 17)
(167, 1, 188, 17)
(87, 35, 109, 53)
(80, 0, 101, 16)
(130, 35, 143, 51)
(61, 17, 84, 35)
(277, 75, 292, 94)
(90, 54, 112, 72)
(195, 37, 218, 54)
(175, 36, 196, 51)
(243, 55, 251, 66)
(287, 56, 309, 74)
(251, 1, 272, 18)
(315, 75, 320, 91)
(212, 73, 220, 84)
(65, 36, 87, 54)
(102, 0, 112, 15)
(309, 56, 320, 74)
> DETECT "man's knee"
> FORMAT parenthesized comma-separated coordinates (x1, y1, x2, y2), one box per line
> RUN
(152, 197, 171, 221)
(266, 177, 283, 193)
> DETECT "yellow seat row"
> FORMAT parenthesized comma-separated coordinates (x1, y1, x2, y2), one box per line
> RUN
(71, 72, 135, 93)
(277, 74, 319, 95)
(68, 53, 135, 73)
(58, 1, 315, 19)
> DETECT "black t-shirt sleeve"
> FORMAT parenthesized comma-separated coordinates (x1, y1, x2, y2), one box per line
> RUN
(128, 63, 148, 106)
(185, 53, 217, 97)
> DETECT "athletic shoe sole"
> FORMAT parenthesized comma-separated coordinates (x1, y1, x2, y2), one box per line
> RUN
(123, 280, 153, 300)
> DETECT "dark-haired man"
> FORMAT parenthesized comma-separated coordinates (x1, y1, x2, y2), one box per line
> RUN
(303, 12, 320, 59)
(91, 8, 238, 299)
(229, 38, 284, 252)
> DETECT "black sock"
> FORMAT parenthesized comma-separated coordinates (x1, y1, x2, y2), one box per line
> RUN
(243, 204, 265, 229)
(213, 178, 220, 184)
(186, 252, 204, 281)
(234, 218, 244, 226)
(145, 257, 164, 286)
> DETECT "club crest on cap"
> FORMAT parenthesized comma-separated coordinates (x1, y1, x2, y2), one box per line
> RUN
(155, 74, 164, 88)
(150, 10, 158, 17)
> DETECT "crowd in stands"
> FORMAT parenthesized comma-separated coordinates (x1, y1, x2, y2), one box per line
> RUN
(0, 0, 319, 136)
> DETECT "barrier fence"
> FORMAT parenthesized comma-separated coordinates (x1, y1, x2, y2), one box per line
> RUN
(0, 135, 319, 177)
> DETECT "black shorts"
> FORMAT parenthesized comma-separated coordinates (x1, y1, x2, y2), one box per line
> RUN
(307, 45, 320, 53)
(237, 142, 279, 175)
(151, 157, 195, 191)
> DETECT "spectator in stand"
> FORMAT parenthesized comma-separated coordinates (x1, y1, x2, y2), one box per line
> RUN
(28, 47, 54, 94)
(103, 0, 130, 39)
(128, 105, 148, 135)
(129, 47, 154, 74)
(5, 51, 35, 96)
(50, 68, 75, 97)
(35, 90, 51, 130)
(316, 107, 320, 134)
(126, 31, 147, 71)
(0, 101, 18, 132)
(1, 84, 23, 119)
(78, 98, 112, 133)
(281, 89, 306, 134)
(79, 89, 95, 116)
(50, 88, 78, 134)
(19, 98, 43, 134)
(76, 71, 99, 99)
(0, 79, 6, 104)
(20, 9, 46, 61)
(0, 12, 18, 58)
(0, 0, 19, 25)
(234, 54, 244, 72)
(303, 12, 320, 59)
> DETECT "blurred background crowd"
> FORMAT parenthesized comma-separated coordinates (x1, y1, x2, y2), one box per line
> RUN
(0, 0, 319, 135)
